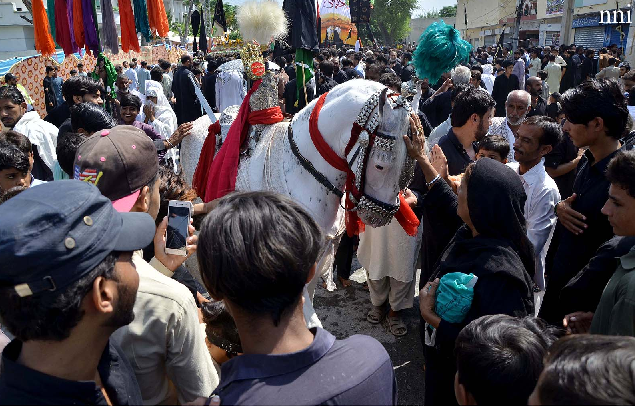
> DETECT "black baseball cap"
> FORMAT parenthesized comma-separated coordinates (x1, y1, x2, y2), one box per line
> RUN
(0, 180, 155, 299)
(73, 125, 159, 212)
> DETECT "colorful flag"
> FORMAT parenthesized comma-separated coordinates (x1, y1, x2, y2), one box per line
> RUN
(295, 48, 314, 106)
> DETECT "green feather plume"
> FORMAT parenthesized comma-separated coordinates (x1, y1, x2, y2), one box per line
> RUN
(412, 20, 472, 84)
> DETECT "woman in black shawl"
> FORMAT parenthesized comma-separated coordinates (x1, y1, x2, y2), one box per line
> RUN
(403, 119, 535, 405)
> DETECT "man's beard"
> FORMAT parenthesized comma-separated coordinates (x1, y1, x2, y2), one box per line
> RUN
(475, 119, 488, 141)
(507, 114, 526, 126)
(105, 282, 137, 329)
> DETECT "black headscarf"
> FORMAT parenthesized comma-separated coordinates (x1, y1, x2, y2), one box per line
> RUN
(467, 158, 535, 274)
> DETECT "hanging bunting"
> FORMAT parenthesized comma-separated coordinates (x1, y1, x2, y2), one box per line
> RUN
(191, 10, 200, 53)
(46, 0, 56, 41)
(147, 0, 169, 37)
(119, 0, 140, 52)
(73, 0, 85, 49)
(66, 0, 78, 50)
(54, 0, 76, 55)
(82, 0, 101, 55)
(32, 0, 56, 56)
(199, 9, 207, 54)
(133, 0, 152, 42)
(100, 0, 119, 53)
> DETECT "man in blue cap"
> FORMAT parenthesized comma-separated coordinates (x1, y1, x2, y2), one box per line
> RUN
(0, 180, 156, 405)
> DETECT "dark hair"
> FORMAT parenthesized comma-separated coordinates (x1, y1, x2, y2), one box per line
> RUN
(550, 92, 562, 102)
(0, 252, 120, 341)
(606, 150, 635, 198)
(502, 60, 514, 69)
(342, 58, 354, 68)
(379, 72, 401, 90)
(561, 79, 629, 139)
(197, 191, 324, 326)
(119, 93, 142, 110)
(451, 88, 496, 127)
(548, 54, 556, 61)
(131, 58, 137, 63)
(274, 56, 286, 67)
(477, 135, 510, 158)
(0, 130, 31, 155)
(69, 69, 77, 75)
(536, 335, 635, 405)
(376, 54, 389, 65)
(456, 315, 560, 405)
(159, 60, 171, 71)
(609, 57, 617, 66)
(470, 69, 482, 83)
(56, 132, 85, 176)
(201, 300, 242, 356)
(150, 67, 163, 82)
(156, 165, 197, 226)
(319, 60, 334, 77)
(141, 61, 147, 67)
(545, 102, 563, 120)
(181, 54, 192, 64)
(77, 63, 83, 68)
(0, 141, 29, 173)
(0, 185, 27, 204)
(471, 63, 483, 73)
(70, 103, 117, 134)
(0, 86, 25, 105)
(62, 76, 102, 106)
(522, 116, 562, 148)
(537, 70, 548, 80)
(46, 66, 55, 73)
(4, 73, 15, 82)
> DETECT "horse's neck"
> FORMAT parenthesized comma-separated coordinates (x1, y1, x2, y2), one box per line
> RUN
(286, 117, 347, 237)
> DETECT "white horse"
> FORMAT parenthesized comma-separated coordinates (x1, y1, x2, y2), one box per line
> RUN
(182, 78, 414, 327)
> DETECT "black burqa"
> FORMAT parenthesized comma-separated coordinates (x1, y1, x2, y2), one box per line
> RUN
(283, 0, 319, 51)
(423, 158, 535, 406)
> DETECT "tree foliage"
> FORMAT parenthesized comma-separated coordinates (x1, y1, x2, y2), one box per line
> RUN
(439, 5, 457, 17)
(370, 0, 418, 45)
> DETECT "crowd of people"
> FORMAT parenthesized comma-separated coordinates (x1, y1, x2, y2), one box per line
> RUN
(0, 40, 634, 406)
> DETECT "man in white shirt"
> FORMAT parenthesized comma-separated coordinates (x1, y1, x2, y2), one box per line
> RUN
(551, 48, 567, 68)
(545, 54, 562, 96)
(487, 90, 531, 162)
(528, 49, 542, 78)
(507, 116, 561, 313)
(512, 50, 526, 91)
(137, 61, 151, 95)
(0, 86, 57, 176)
(74, 126, 218, 405)
(124, 60, 139, 91)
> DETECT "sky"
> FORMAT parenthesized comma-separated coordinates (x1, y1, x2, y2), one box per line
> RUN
(223, 0, 458, 18)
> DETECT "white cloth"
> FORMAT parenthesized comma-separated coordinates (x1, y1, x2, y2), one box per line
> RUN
(555, 55, 567, 68)
(13, 111, 58, 170)
(144, 80, 177, 139)
(357, 218, 423, 283)
(215, 70, 247, 113)
(528, 57, 542, 78)
(355, 39, 361, 52)
(487, 116, 516, 162)
(125, 68, 139, 91)
(427, 118, 452, 147)
(545, 62, 562, 95)
(481, 64, 496, 94)
(507, 160, 560, 291)
(596, 65, 621, 80)
(112, 251, 218, 405)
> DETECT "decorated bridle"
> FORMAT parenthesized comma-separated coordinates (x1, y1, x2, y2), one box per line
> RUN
(292, 87, 415, 232)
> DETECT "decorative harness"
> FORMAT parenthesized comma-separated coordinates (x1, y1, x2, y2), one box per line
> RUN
(288, 88, 415, 229)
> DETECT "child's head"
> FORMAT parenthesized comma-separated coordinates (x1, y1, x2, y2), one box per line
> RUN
(201, 300, 242, 364)
(476, 135, 510, 163)
(537, 70, 548, 81)
(548, 92, 561, 105)
(0, 140, 31, 193)
(455, 315, 560, 405)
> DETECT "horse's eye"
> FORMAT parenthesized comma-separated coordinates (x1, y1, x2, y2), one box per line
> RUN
(375, 164, 384, 170)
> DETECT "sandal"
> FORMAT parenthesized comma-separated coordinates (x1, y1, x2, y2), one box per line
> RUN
(384, 315, 408, 337)
(367, 306, 385, 324)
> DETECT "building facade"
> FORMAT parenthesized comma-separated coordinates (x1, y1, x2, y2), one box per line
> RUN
(454, 0, 631, 49)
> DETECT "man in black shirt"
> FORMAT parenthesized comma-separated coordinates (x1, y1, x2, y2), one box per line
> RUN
(317, 60, 338, 96)
(525, 76, 547, 117)
(539, 79, 630, 326)
(400, 53, 415, 82)
(202, 60, 218, 113)
(0, 181, 155, 404)
(491, 60, 520, 117)
(43, 66, 57, 113)
(341, 58, 362, 80)
(45, 75, 103, 135)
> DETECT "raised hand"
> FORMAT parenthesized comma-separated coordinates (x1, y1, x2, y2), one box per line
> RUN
(430, 144, 448, 181)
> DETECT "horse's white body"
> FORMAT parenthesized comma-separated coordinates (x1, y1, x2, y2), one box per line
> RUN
(181, 79, 411, 327)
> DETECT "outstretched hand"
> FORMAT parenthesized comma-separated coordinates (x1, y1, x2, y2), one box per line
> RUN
(403, 114, 427, 160)
(430, 145, 448, 181)
(154, 216, 198, 272)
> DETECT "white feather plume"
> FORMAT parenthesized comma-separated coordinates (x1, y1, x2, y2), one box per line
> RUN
(237, 1, 288, 45)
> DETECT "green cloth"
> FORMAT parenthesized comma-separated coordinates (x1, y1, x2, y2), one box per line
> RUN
(53, 161, 70, 180)
(434, 272, 478, 324)
(590, 246, 635, 336)
(47, 0, 56, 42)
(295, 48, 314, 104)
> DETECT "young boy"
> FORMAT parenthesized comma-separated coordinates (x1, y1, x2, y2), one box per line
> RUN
(0, 141, 33, 194)
(475, 135, 510, 163)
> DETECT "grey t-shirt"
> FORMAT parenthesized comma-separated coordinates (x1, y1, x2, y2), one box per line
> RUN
(214, 327, 397, 405)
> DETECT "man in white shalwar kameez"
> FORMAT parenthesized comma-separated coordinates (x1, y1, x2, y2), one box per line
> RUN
(357, 198, 423, 336)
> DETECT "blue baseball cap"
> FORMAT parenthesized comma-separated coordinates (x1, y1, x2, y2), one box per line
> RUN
(0, 180, 156, 298)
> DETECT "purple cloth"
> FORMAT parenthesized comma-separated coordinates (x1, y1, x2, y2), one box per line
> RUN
(66, 0, 78, 50)
(82, 0, 100, 55)
(100, 0, 119, 54)
(127, 120, 166, 160)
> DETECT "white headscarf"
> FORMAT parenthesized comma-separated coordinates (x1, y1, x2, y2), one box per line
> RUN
(144, 80, 177, 139)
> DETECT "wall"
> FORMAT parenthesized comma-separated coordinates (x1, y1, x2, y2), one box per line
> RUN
(406, 17, 456, 44)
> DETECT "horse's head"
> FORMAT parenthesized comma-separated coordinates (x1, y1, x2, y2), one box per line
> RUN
(320, 80, 415, 228)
